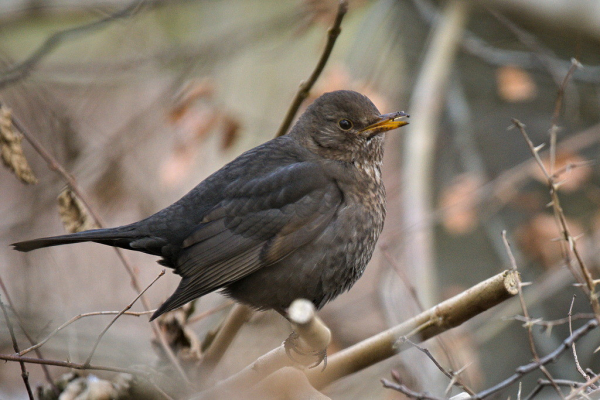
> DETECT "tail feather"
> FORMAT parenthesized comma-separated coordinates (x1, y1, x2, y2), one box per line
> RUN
(12, 228, 134, 252)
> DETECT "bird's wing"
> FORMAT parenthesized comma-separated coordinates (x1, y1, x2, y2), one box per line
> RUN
(153, 161, 342, 317)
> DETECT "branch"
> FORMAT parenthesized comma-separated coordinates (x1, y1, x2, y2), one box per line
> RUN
(0, 353, 139, 375)
(18, 310, 151, 357)
(0, 295, 33, 399)
(0, 0, 158, 89)
(512, 119, 600, 318)
(473, 319, 599, 399)
(307, 270, 519, 389)
(0, 276, 58, 394)
(274, 0, 348, 137)
(84, 270, 165, 366)
(196, 299, 332, 399)
(502, 231, 564, 398)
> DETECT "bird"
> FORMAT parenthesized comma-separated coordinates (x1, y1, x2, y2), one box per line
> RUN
(12, 90, 408, 322)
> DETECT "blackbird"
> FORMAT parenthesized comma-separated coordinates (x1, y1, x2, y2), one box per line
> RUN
(13, 90, 408, 321)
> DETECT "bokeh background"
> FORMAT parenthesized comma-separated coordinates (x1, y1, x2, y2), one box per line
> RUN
(1, 0, 600, 398)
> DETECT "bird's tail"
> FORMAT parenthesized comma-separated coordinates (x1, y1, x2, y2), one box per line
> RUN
(12, 227, 135, 252)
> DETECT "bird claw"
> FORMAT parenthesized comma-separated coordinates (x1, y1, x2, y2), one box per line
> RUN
(283, 331, 327, 370)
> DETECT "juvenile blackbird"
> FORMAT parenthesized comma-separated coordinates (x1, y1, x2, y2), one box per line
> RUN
(13, 90, 408, 321)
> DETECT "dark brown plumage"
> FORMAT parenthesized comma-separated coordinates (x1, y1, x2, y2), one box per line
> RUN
(12, 90, 408, 321)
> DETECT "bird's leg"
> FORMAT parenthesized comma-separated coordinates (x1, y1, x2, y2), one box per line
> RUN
(283, 330, 327, 369)
(278, 301, 330, 370)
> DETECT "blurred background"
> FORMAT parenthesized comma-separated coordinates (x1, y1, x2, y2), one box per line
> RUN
(1, 0, 600, 398)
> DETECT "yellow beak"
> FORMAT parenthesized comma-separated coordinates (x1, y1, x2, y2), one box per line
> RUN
(360, 112, 409, 138)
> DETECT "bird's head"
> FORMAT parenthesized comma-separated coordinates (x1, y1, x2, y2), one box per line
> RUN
(290, 90, 409, 164)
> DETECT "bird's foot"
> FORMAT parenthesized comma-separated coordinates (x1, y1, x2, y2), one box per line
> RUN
(283, 331, 327, 370)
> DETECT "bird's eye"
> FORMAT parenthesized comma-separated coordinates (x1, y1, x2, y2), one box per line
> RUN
(338, 119, 353, 130)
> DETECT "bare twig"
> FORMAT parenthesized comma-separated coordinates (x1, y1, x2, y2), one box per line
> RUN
(275, 0, 348, 137)
(0, 295, 34, 399)
(0, 0, 155, 89)
(512, 119, 600, 318)
(568, 296, 595, 388)
(565, 374, 600, 400)
(502, 231, 564, 398)
(187, 301, 234, 325)
(473, 319, 598, 399)
(0, 276, 58, 393)
(551, 59, 581, 129)
(487, 9, 564, 86)
(381, 378, 445, 400)
(84, 270, 165, 366)
(0, 353, 143, 374)
(525, 379, 586, 400)
(19, 310, 151, 356)
(509, 313, 596, 329)
(9, 109, 190, 384)
(400, 337, 474, 396)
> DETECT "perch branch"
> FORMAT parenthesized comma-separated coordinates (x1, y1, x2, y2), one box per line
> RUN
(307, 270, 519, 389)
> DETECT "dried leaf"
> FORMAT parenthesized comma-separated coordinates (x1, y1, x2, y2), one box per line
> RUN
(169, 79, 216, 123)
(57, 187, 98, 233)
(496, 65, 537, 102)
(154, 303, 202, 366)
(0, 105, 38, 184)
(220, 115, 241, 150)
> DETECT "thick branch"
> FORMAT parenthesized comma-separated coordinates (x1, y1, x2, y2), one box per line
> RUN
(307, 270, 519, 389)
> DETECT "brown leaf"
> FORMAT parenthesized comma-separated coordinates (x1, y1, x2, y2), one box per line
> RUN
(220, 115, 241, 150)
(496, 65, 537, 102)
(439, 173, 483, 235)
(169, 79, 216, 123)
(0, 105, 38, 184)
(57, 187, 98, 233)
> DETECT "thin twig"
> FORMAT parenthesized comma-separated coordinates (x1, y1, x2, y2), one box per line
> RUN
(9, 109, 191, 384)
(473, 319, 598, 399)
(381, 378, 445, 400)
(84, 270, 165, 366)
(512, 119, 600, 318)
(187, 301, 234, 325)
(274, 0, 348, 137)
(565, 373, 600, 400)
(551, 59, 581, 129)
(509, 313, 596, 329)
(400, 337, 474, 396)
(0, 276, 58, 393)
(502, 231, 564, 398)
(0, 353, 143, 374)
(0, 295, 34, 399)
(569, 296, 595, 388)
(19, 310, 152, 357)
(0, 0, 153, 89)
